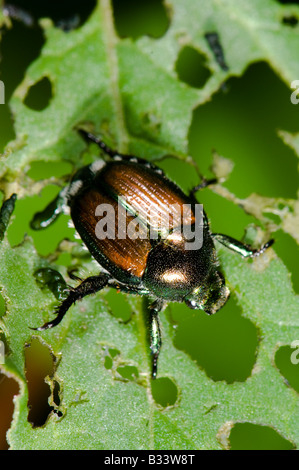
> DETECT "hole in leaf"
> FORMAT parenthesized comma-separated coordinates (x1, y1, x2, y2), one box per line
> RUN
(151, 377, 178, 408)
(0, 18, 44, 150)
(104, 289, 132, 322)
(272, 229, 299, 294)
(25, 337, 62, 427)
(193, 186, 259, 241)
(27, 160, 72, 180)
(172, 295, 259, 383)
(55, 252, 73, 267)
(0, 105, 15, 154)
(0, 17, 44, 100)
(0, 373, 20, 450)
(282, 15, 298, 26)
(101, 346, 140, 383)
(116, 365, 139, 381)
(112, 0, 170, 39)
(0, 293, 6, 318)
(175, 46, 211, 89)
(275, 345, 299, 393)
(278, 202, 293, 212)
(104, 355, 113, 370)
(262, 211, 281, 225)
(6, 185, 76, 256)
(23, 76, 53, 111)
(228, 423, 295, 450)
(4, 0, 97, 31)
(156, 155, 199, 195)
(102, 345, 120, 370)
(109, 348, 120, 358)
(189, 61, 298, 199)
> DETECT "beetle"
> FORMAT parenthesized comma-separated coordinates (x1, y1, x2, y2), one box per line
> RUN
(31, 130, 274, 378)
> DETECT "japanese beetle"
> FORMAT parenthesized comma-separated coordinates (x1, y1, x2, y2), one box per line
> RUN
(31, 130, 273, 378)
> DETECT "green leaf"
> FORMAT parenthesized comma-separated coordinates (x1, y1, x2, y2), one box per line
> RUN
(1, 0, 299, 450)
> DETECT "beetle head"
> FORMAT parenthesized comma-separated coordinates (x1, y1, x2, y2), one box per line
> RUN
(184, 270, 230, 314)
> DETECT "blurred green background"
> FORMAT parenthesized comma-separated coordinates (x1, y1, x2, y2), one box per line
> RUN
(0, 0, 298, 450)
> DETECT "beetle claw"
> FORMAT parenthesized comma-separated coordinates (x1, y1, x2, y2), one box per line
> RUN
(29, 321, 54, 331)
(151, 355, 158, 380)
(251, 238, 275, 257)
(68, 269, 83, 282)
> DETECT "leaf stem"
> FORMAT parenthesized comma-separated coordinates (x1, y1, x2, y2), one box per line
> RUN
(99, 0, 129, 153)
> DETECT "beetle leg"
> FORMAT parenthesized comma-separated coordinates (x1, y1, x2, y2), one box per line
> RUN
(68, 269, 83, 282)
(30, 189, 68, 230)
(0, 193, 17, 242)
(3, 4, 35, 26)
(149, 299, 164, 379)
(190, 178, 218, 195)
(32, 273, 110, 331)
(78, 129, 122, 158)
(212, 233, 274, 258)
(108, 280, 149, 296)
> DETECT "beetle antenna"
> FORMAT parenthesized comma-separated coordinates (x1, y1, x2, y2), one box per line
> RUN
(190, 178, 218, 194)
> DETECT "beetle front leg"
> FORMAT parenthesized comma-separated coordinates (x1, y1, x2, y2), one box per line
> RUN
(30, 190, 67, 230)
(149, 299, 165, 379)
(78, 129, 121, 159)
(32, 273, 110, 331)
(212, 233, 274, 258)
(190, 178, 218, 194)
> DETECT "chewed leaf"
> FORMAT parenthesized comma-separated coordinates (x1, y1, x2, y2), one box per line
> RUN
(0, 0, 299, 450)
